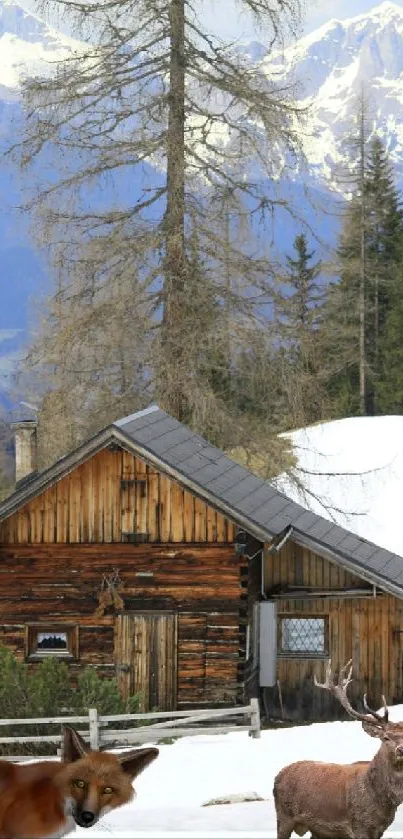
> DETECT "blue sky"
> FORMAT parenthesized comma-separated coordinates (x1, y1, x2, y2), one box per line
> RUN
(23, 0, 403, 41)
(304, 0, 403, 32)
(199, 0, 403, 41)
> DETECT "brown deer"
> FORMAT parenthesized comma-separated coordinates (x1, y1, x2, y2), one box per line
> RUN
(273, 660, 403, 839)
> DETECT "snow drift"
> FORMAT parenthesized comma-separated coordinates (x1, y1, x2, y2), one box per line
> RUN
(276, 415, 403, 557)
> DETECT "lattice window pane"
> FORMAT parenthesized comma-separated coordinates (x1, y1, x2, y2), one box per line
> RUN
(281, 617, 327, 654)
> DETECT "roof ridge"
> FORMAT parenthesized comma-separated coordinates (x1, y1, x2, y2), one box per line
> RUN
(114, 405, 160, 427)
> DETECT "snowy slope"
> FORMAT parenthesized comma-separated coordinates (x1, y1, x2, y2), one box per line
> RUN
(276, 416, 403, 557)
(57, 711, 403, 837)
(0, 1, 83, 99)
(261, 1, 403, 190)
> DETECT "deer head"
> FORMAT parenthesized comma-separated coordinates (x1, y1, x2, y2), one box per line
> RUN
(315, 660, 403, 763)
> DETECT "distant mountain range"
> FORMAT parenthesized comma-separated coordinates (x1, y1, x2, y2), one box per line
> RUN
(262, 1, 403, 190)
(1, 0, 403, 398)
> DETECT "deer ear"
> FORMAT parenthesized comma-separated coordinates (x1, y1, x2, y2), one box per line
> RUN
(119, 747, 159, 779)
(361, 720, 386, 739)
(62, 725, 90, 762)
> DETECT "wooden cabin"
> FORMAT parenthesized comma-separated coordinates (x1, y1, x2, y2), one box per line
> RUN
(0, 406, 402, 721)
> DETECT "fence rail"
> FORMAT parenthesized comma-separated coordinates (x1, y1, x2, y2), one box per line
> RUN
(0, 699, 260, 757)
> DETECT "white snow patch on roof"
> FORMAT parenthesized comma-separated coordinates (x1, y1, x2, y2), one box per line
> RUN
(276, 416, 403, 557)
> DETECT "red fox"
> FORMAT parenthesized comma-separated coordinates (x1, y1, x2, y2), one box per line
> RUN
(0, 725, 159, 839)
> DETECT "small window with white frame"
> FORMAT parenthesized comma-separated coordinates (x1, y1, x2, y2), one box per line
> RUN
(278, 615, 329, 658)
(27, 625, 77, 660)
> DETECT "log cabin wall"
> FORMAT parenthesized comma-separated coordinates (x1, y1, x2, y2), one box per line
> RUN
(263, 540, 403, 721)
(0, 448, 244, 709)
(0, 450, 236, 545)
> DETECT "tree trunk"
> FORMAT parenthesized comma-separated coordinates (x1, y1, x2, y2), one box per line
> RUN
(224, 197, 232, 372)
(358, 100, 366, 417)
(160, 0, 186, 420)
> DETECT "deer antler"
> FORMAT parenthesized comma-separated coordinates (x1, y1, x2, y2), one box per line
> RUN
(363, 693, 389, 724)
(315, 660, 389, 728)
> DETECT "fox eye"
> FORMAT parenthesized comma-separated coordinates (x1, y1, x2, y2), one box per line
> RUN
(73, 779, 86, 789)
(103, 786, 114, 795)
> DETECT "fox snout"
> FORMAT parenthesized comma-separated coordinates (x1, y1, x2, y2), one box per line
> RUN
(74, 807, 97, 828)
(69, 790, 103, 829)
(68, 778, 110, 829)
(73, 808, 96, 828)
(69, 780, 124, 829)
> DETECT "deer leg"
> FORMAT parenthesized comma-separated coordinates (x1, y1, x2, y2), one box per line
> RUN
(353, 834, 382, 839)
(276, 816, 293, 839)
(352, 824, 383, 839)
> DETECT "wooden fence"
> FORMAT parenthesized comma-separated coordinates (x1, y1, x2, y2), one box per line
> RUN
(0, 700, 260, 758)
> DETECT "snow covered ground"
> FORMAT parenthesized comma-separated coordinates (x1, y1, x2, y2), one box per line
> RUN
(70, 709, 403, 838)
(276, 416, 403, 557)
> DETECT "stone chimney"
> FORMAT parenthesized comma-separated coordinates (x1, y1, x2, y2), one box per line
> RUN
(11, 420, 38, 484)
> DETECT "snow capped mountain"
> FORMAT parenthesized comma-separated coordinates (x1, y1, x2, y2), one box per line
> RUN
(0, 0, 83, 99)
(1, 0, 403, 187)
(261, 1, 403, 190)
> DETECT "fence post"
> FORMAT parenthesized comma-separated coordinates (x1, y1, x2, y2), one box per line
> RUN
(249, 698, 261, 739)
(58, 732, 63, 760)
(89, 708, 99, 751)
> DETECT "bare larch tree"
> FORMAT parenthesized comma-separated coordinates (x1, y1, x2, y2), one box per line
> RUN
(14, 0, 304, 462)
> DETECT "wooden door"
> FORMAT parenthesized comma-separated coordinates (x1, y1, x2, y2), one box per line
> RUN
(115, 613, 178, 711)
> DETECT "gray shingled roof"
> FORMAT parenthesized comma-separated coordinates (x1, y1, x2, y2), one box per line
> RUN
(114, 407, 403, 597)
(1, 405, 403, 598)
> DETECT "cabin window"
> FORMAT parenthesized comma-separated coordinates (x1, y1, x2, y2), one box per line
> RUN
(26, 625, 77, 660)
(278, 616, 328, 657)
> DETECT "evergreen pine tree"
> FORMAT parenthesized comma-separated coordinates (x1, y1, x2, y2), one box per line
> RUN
(275, 233, 326, 426)
(323, 199, 364, 417)
(323, 135, 402, 416)
(366, 138, 403, 411)
(377, 281, 403, 412)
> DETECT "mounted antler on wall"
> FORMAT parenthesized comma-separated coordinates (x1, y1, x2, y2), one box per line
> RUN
(94, 569, 125, 617)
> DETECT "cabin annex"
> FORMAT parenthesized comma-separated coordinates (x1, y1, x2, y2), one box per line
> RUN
(0, 406, 402, 721)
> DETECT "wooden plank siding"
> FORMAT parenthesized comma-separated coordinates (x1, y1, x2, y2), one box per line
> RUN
(0, 543, 243, 706)
(264, 540, 403, 720)
(115, 613, 178, 711)
(0, 450, 235, 545)
(0, 447, 242, 709)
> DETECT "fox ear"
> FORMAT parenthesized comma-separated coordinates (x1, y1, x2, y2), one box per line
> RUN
(119, 746, 159, 779)
(62, 725, 90, 763)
